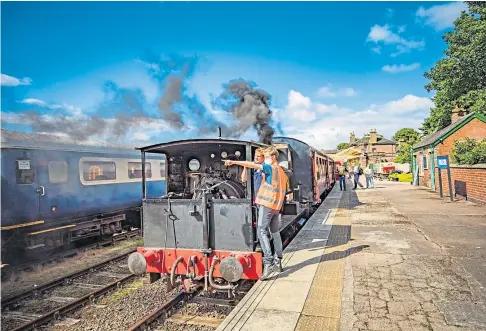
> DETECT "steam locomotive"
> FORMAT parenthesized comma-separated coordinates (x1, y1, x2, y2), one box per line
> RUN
(0, 129, 166, 265)
(128, 136, 336, 292)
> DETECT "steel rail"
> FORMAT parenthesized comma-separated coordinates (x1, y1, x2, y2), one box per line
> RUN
(128, 291, 188, 331)
(1, 229, 140, 279)
(12, 273, 137, 331)
(1, 249, 136, 308)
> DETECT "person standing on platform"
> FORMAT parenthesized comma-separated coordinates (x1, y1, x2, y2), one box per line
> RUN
(225, 146, 288, 280)
(338, 164, 347, 191)
(353, 164, 364, 190)
(364, 166, 374, 189)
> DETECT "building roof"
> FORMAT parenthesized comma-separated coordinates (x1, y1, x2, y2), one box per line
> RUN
(321, 149, 338, 154)
(413, 112, 485, 150)
(353, 136, 397, 146)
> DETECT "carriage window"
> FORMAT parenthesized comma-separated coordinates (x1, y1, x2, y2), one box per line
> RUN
(49, 161, 68, 183)
(160, 162, 166, 177)
(128, 162, 151, 179)
(82, 161, 116, 181)
(16, 159, 35, 184)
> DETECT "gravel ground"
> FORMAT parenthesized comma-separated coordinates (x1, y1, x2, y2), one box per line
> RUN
(51, 277, 179, 331)
(1, 238, 140, 299)
(1, 262, 134, 331)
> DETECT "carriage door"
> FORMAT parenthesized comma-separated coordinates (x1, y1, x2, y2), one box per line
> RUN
(36, 152, 70, 220)
(11, 150, 41, 223)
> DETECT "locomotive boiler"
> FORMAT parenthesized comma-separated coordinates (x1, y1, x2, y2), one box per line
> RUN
(128, 137, 335, 292)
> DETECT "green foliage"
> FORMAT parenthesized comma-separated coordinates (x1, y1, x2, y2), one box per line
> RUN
(393, 128, 419, 164)
(451, 138, 486, 164)
(393, 128, 419, 144)
(388, 173, 413, 182)
(422, 2, 486, 135)
(337, 142, 350, 150)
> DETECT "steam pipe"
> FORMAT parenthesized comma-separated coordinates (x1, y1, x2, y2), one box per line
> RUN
(209, 257, 232, 290)
(202, 191, 209, 250)
(170, 256, 184, 286)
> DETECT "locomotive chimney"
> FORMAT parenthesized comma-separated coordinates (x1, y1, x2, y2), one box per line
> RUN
(218, 126, 222, 138)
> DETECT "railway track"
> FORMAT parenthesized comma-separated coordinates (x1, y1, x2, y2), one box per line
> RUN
(128, 283, 252, 331)
(1, 250, 138, 331)
(1, 228, 140, 281)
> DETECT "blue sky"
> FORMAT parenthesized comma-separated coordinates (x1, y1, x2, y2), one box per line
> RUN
(1, 1, 467, 149)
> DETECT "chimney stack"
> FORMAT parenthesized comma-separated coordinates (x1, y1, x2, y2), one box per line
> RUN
(350, 132, 356, 144)
(370, 129, 377, 144)
(451, 106, 466, 123)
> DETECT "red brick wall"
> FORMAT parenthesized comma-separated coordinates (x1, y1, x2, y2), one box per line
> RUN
(434, 166, 486, 204)
(437, 118, 486, 155)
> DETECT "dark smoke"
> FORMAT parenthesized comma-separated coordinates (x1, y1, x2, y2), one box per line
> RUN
(10, 53, 279, 144)
(212, 79, 275, 144)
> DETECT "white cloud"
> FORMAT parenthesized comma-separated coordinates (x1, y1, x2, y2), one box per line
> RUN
(133, 132, 151, 141)
(367, 24, 425, 57)
(1, 73, 32, 86)
(380, 94, 433, 115)
(382, 63, 420, 73)
(416, 2, 467, 31)
(280, 90, 433, 149)
(317, 84, 357, 98)
(286, 90, 316, 121)
(19, 98, 47, 107)
(18, 98, 84, 118)
(371, 47, 381, 54)
(134, 58, 160, 72)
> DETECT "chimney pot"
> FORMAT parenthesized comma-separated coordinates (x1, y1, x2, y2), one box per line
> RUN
(451, 106, 466, 122)
(350, 132, 356, 144)
(370, 129, 377, 144)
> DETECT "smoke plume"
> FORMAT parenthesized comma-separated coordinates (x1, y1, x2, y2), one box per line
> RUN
(212, 79, 275, 144)
(9, 53, 280, 144)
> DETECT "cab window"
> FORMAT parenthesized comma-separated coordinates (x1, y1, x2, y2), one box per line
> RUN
(16, 159, 35, 184)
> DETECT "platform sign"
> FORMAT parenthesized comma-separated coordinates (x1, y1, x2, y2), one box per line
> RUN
(437, 155, 453, 201)
(437, 156, 449, 169)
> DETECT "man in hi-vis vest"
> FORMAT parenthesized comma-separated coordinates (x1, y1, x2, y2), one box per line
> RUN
(225, 146, 288, 280)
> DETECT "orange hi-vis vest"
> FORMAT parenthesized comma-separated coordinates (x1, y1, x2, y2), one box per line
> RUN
(255, 164, 288, 211)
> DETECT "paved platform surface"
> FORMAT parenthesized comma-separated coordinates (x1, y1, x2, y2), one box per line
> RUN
(217, 179, 486, 331)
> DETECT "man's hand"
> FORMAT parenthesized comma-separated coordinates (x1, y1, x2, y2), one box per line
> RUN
(224, 160, 234, 167)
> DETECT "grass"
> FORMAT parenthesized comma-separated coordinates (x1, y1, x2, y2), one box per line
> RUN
(102, 279, 145, 303)
(389, 173, 413, 182)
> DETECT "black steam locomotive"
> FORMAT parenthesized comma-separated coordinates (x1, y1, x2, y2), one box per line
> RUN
(128, 136, 335, 292)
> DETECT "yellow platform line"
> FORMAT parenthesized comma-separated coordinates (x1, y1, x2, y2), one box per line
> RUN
(295, 190, 350, 331)
(27, 224, 76, 236)
(1, 220, 45, 231)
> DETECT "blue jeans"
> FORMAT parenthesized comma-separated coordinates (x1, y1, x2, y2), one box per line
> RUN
(366, 176, 374, 188)
(339, 175, 346, 190)
(258, 206, 283, 266)
(354, 173, 363, 188)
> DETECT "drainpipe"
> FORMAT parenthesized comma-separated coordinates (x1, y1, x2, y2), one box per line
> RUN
(429, 147, 436, 190)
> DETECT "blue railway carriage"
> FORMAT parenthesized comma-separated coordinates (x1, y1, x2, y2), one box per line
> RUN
(1, 129, 166, 263)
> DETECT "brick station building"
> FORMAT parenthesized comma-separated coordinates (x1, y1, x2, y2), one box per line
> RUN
(412, 109, 486, 203)
(350, 129, 398, 169)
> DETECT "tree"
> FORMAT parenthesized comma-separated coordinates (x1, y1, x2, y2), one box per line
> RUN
(451, 138, 486, 164)
(393, 128, 419, 144)
(337, 142, 350, 150)
(422, 2, 486, 135)
(393, 128, 419, 164)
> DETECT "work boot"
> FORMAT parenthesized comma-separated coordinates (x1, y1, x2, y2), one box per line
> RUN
(260, 263, 276, 281)
(274, 256, 283, 273)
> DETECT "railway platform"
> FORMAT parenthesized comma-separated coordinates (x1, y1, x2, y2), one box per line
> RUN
(217, 178, 486, 331)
